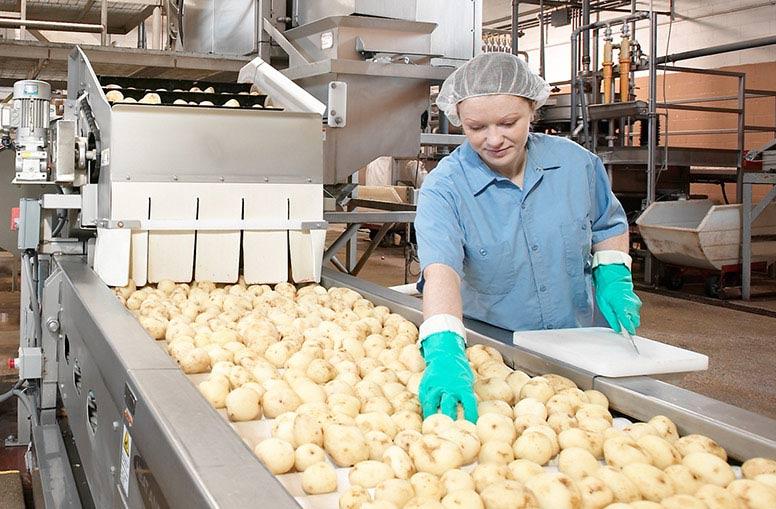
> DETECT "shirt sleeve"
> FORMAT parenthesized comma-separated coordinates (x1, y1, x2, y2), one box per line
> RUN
(589, 154, 628, 244)
(415, 175, 466, 288)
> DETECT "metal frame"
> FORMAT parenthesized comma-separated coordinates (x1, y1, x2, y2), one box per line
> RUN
(741, 172, 776, 300)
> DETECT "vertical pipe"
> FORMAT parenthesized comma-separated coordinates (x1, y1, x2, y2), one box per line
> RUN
(511, 0, 520, 55)
(602, 30, 613, 104)
(152, 6, 162, 50)
(100, 0, 108, 46)
(19, 0, 27, 40)
(137, 20, 146, 49)
(538, 0, 545, 79)
(582, 0, 591, 72)
(619, 32, 631, 102)
(570, 35, 578, 134)
(741, 178, 752, 300)
(645, 11, 658, 284)
(736, 75, 746, 203)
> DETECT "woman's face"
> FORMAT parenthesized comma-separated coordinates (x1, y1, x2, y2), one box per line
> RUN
(457, 95, 533, 175)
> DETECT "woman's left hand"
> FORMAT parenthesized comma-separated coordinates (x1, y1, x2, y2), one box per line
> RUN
(593, 262, 642, 335)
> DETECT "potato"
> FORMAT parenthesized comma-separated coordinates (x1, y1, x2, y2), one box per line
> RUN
(242, 382, 265, 399)
(674, 434, 727, 461)
(404, 498, 443, 509)
(578, 417, 611, 434)
(441, 489, 483, 509)
(357, 412, 398, 439)
(291, 377, 327, 404)
(383, 445, 416, 479)
(179, 347, 210, 373)
(293, 413, 323, 447)
(295, 443, 326, 471)
(475, 378, 514, 405)
(644, 415, 678, 443)
(621, 423, 658, 441)
(513, 414, 546, 436)
(593, 466, 641, 503)
(695, 483, 742, 509)
(481, 480, 536, 509)
(423, 414, 456, 435)
(395, 430, 423, 452)
(225, 387, 261, 421)
(513, 431, 554, 465)
(660, 494, 706, 509)
(441, 469, 476, 493)
(577, 476, 614, 509)
(472, 464, 508, 493)
(682, 452, 735, 487)
(755, 474, 776, 490)
(629, 503, 663, 509)
(198, 379, 228, 408)
(324, 424, 369, 467)
(254, 438, 294, 474)
(726, 479, 776, 509)
(621, 463, 675, 502)
(375, 479, 415, 508)
(506, 459, 544, 483)
(340, 485, 373, 509)
(410, 472, 445, 501)
(519, 378, 554, 403)
(262, 385, 302, 417)
(366, 431, 394, 460)
(524, 473, 582, 509)
(576, 404, 613, 423)
(302, 461, 338, 494)
(636, 435, 681, 469)
(392, 410, 423, 434)
(542, 374, 577, 393)
(329, 393, 361, 418)
(227, 365, 254, 388)
(547, 413, 578, 434)
(399, 344, 426, 372)
(513, 397, 546, 418)
(545, 395, 577, 417)
(478, 441, 514, 465)
(559, 447, 600, 480)
(410, 435, 464, 476)
(438, 426, 481, 465)
(350, 460, 395, 488)
(523, 425, 559, 456)
(663, 464, 704, 495)
(742, 458, 776, 479)
(478, 400, 514, 419)
(106, 90, 124, 102)
(559, 428, 604, 459)
(584, 390, 609, 408)
(477, 413, 517, 444)
(603, 436, 651, 469)
(505, 371, 531, 400)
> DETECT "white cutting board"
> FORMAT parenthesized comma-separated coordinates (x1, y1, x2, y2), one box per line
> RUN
(512, 327, 708, 377)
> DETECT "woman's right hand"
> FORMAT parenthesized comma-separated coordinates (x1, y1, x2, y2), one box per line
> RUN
(418, 327, 479, 423)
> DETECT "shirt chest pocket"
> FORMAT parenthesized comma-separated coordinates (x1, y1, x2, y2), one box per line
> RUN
(561, 218, 593, 277)
(463, 241, 518, 295)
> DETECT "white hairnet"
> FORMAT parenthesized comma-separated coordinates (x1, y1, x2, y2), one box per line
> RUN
(437, 53, 550, 126)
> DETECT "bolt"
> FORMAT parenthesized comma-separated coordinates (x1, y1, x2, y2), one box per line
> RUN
(219, 176, 225, 182)
(125, 175, 130, 180)
(264, 177, 269, 182)
(110, 466, 116, 474)
(112, 421, 120, 431)
(335, 117, 343, 124)
(307, 178, 312, 183)
(330, 110, 337, 116)
(331, 83, 337, 89)
(117, 221, 124, 228)
(46, 319, 60, 333)
(172, 175, 178, 181)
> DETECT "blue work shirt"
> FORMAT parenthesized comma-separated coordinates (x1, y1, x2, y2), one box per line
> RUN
(416, 132, 627, 333)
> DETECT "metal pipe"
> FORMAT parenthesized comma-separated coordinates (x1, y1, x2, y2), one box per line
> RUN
(538, 0, 545, 79)
(152, 6, 162, 50)
(602, 28, 614, 104)
(570, 35, 578, 134)
(511, 0, 520, 55)
(656, 35, 776, 64)
(19, 0, 26, 40)
(0, 18, 103, 32)
(582, 0, 591, 72)
(736, 75, 746, 204)
(100, 0, 108, 45)
(619, 29, 631, 102)
(645, 11, 657, 284)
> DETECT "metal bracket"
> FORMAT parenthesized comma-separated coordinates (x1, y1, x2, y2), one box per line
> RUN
(95, 218, 328, 232)
(40, 193, 82, 210)
(327, 81, 347, 128)
(354, 37, 443, 62)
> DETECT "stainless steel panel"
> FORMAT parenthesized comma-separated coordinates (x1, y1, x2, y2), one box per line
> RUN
(320, 267, 776, 461)
(31, 424, 82, 509)
(183, 0, 258, 55)
(182, 0, 214, 54)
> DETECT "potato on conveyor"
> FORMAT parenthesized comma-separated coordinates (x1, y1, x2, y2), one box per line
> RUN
(726, 479, 776, 509)
(480, 479, 536, 509)
(225, 386, 261, 421)
(441, 489, 483, 509)
(374, 479, 414, 508)
(253, 438, 294, 474)
(301, 461, 337, 494)
(105, 90, 124, 102)
(139, 92, 161, 104)
(523, 472, 582, 509)
(742, 457, 776, 479)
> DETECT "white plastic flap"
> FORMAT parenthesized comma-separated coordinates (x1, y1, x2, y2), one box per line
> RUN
(513, 327, 709, 378)
(94, 227, 131, 287)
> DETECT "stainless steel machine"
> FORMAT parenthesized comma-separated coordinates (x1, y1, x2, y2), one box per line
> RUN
(2, 42, 776, 509)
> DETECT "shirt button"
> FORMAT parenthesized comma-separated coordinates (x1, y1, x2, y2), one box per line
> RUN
(479, 248, 487, 256)
(531, 245, 538, 251)
(521, 203, 526, 209)
(540, 285, 547, 292)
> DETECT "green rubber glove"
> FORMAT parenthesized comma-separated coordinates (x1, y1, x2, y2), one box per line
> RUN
(419, 331, 479, 423)
(593, 262, 642, 335)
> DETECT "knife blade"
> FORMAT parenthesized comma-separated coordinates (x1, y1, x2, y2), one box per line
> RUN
(620, 326, 640, 355)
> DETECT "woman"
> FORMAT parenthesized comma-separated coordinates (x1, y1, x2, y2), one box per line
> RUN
(415, 53, 641, 423)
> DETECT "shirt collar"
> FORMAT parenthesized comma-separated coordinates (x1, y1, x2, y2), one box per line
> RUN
(461, 134, 559, 196)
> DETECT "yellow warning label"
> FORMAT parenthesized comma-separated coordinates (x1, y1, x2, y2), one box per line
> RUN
(123, 430, 130, 455)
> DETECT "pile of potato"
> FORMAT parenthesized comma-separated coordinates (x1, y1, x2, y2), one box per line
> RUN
(116, 279, 776, 509)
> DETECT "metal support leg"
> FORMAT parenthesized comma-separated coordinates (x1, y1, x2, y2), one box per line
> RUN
(20, 0, 27, 40)
(100, 0, 108, 46)
(323, 223, 361, 264)
(742, 179, 752, 300)
(352, 223, 393, 276)
(644, 11, 658, 285)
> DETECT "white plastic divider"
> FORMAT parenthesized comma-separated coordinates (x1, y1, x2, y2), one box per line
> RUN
(195, 185, 242, 283)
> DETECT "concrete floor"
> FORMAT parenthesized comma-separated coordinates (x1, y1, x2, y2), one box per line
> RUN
(335, 232, 776, 420)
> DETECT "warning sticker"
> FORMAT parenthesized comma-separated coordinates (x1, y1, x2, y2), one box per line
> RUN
(120, 425, 132, 497)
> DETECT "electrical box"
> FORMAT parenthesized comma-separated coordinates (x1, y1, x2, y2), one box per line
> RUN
(17, 198, 40, 250)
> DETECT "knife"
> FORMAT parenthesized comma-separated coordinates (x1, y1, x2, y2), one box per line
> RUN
(620, 325, 640, 355)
